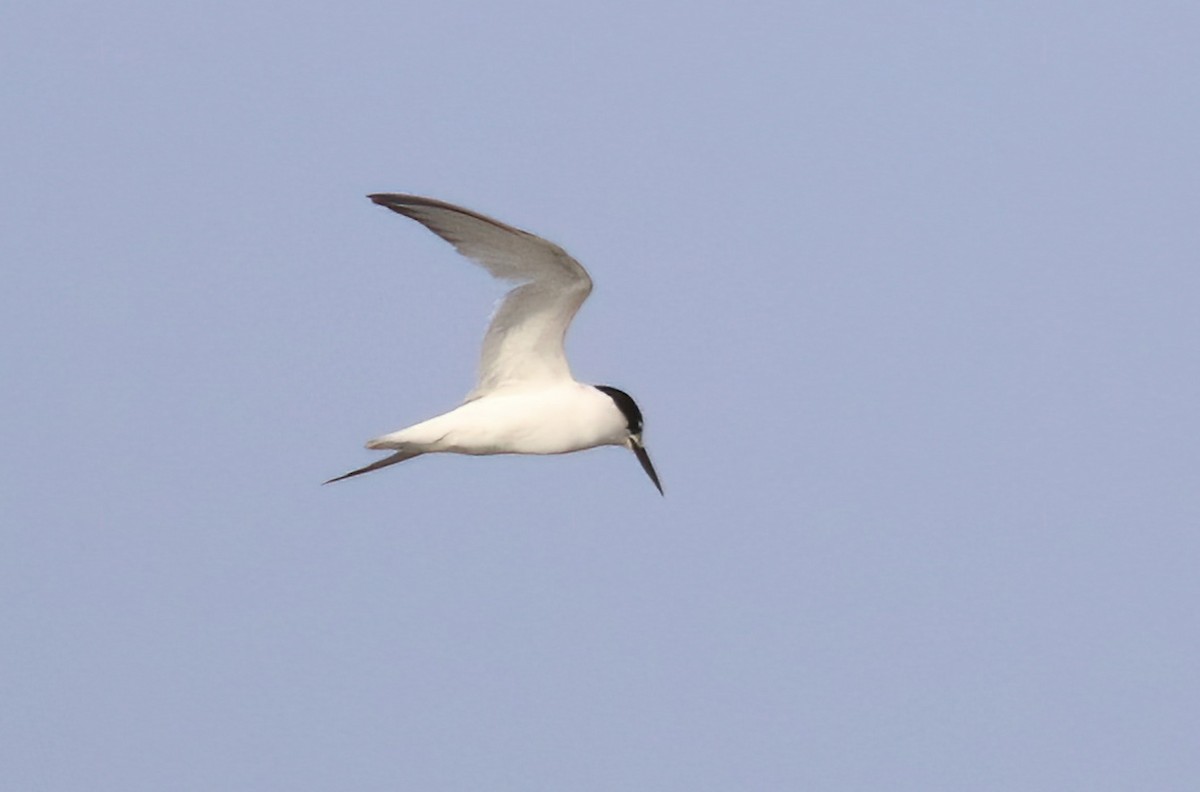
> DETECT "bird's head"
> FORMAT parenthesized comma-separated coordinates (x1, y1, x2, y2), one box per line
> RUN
(594, 385, 663, 496)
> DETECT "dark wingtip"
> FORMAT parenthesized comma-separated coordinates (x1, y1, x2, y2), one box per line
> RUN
(369, 193, 424, 218)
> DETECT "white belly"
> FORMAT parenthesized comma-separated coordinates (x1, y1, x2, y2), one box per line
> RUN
(369, 382, 627, 456)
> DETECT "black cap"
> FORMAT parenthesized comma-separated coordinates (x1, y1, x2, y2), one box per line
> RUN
(595, 385, 643, 434)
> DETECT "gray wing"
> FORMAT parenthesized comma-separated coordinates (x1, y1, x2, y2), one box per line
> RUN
(369, 194, 593, 397)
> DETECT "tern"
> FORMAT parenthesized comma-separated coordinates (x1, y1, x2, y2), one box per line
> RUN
(326, 194, 662, 494)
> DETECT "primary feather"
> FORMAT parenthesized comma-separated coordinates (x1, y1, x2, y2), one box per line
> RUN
(368, 194, 593, 398)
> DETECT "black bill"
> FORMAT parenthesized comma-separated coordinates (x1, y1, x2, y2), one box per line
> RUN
(632, 437, 664, 496)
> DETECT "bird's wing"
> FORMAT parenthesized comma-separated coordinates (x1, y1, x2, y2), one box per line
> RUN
(369, 194, 593, 397)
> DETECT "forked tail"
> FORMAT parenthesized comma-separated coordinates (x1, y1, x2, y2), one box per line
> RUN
(323, 448, 423, 484)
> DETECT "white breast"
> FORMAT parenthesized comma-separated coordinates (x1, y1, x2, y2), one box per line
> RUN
(371, 383, 628, 457)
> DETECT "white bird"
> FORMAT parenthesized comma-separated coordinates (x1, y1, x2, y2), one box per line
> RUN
(326, 194, 662, 494)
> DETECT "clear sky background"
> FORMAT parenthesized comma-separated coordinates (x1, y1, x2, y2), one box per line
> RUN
(4, 2, 1199, 790)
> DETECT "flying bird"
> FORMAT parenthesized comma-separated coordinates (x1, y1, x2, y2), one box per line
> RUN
(326, 194, 662, 494)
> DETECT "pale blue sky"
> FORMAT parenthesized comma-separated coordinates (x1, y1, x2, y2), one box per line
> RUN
(4, 1, 1199, 790)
